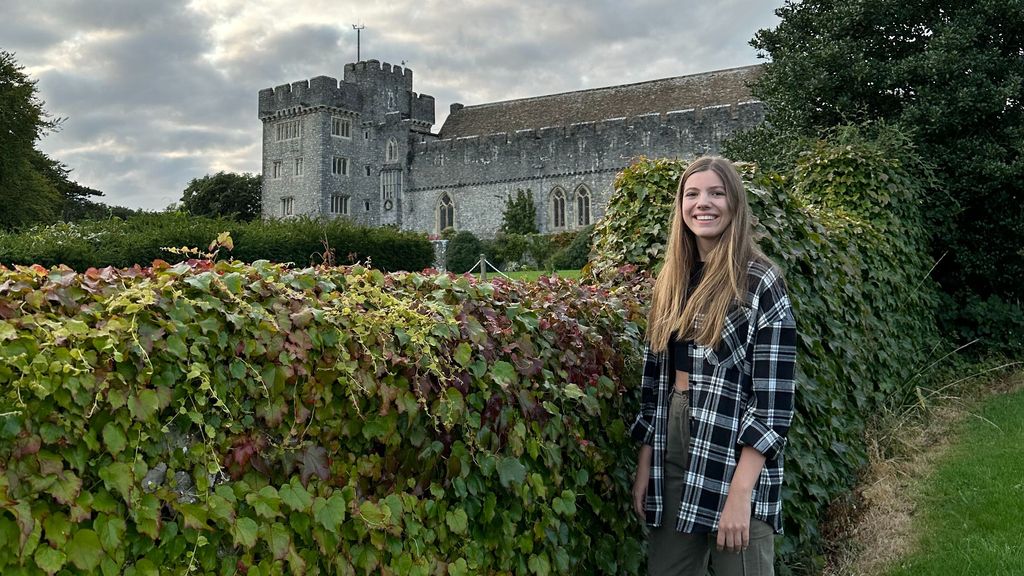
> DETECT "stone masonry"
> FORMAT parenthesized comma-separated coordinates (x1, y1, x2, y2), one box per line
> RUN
(259, 60, 764, 237)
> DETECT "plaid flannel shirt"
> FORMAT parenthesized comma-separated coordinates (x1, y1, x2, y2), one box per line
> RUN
(630, 259, 796, 534)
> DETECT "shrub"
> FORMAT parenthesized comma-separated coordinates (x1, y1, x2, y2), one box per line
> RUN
(0, 260, 646, 574)
(0, 214, 434, 272)
(548, 225, 593, 270)
(500, 189, 538, 235)
(589, 127, 944, 569)
(445, 230, 483, 274)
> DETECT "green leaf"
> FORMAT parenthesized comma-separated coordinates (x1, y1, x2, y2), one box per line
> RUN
(34, 545, 67, 575)
(453, 342, 473, 367)
(102, 422, 128, 456)
(497, 457, 527, 488)
(264, 522, 291, 560)
(245, 485, 281, 519)
(98, 462, 133, 502)
(66, 529, 104, 571)
(127, 389, 159, 421)
(312, 492, 347, 534)
(490, 360, 517, 387)
(133, 494, 161, 539)
(232, 517, 258, 548)
(445, 507, 468, 535)
(42, 512, 71, 548)
(447, 557, 469, 576)
(528, 552, 551, 576)
(92, 514, 125, 555)
(280, 480, 313, 512)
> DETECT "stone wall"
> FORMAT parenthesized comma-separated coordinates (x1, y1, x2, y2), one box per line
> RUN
(404, 102, 764, 236)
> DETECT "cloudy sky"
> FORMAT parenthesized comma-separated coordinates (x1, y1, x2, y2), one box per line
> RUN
(1, 0, 780, 211)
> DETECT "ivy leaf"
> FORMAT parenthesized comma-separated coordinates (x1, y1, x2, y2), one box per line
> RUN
(312, 492, 347, 534)
(94, 514, 126, 554)
(98, 462, 133, 502)
(133, 494, 161, 540)
(445, 507, 468, 535)
(231, 517, 258, 548)
(263, 522, 291, 560)
(497, 457, 526, 488)
(102, 422, 127, 456)
(127, 389, 159, 421)
(42, 512, 71, 548)
(298, 445, 329, 486)
(66, 528, 104, 571)
(280, 480, 313, 512)
(447, 557, 469, 576)
(528, 552, 551, 576)
(490, 361, 517, 388)
(34, 545, 67, 575)
(245, 485, 281, 519)
(50, 472, 82, 505)
(453, 342, 473, 367)
(165, 334, 187, 360)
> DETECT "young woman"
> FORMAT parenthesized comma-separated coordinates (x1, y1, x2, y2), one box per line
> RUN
(630, 156, 796, 576)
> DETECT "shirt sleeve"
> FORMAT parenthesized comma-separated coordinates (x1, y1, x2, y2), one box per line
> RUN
(629, 344, 661, 445)
(737, 274, 797, 460)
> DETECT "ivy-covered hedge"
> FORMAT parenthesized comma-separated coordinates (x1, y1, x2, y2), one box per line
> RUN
(590, 127, 943, 570)
(0, 259, 646, 575)
(0, 214, 434, 272)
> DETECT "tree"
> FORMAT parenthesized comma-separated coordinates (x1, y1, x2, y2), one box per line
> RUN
(0, 51, 64, 229)
(500, 189, 538, 234)
(735, 0, 1024, 347)
(180, 171, 262, 221)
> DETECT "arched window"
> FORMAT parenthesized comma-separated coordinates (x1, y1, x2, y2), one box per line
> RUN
(386, 138, 399, 162)
(550, 187, 566, 229)
(575, 185, 592, 227)
(438, 193, 454, 232)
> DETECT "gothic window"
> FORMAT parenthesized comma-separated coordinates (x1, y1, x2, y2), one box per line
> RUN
(437, 193, 454, 232)
(294, 158, 303, 177)
(550, 187, 567, 229)
(272, 161, 282, 179)
(331, 117, 351, 138)
(281, 197, 294, 217)
(330, 195, 350, 215)
(275, 120, 301, 141)
(575, 185, 592, 227)
(386, 138, 398, 162)
(380, 170, 402, 209)
(365, 165, 372, 177)
(332, 157, 349, 176)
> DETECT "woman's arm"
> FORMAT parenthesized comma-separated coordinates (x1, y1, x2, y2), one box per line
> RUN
(716, 446, 766, 552)
(632, 444, 653, 520)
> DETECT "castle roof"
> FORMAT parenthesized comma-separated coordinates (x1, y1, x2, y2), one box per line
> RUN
(438, 64, 763, 139)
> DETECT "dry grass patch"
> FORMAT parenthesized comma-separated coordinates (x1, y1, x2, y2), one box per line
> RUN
(822, 369, 1024, 576)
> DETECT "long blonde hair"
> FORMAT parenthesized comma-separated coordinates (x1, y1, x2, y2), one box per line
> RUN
(646, 156, 763, 352)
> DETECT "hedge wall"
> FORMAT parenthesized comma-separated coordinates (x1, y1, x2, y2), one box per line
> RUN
(0, 259, 646, 575)
(590, 127, 943, 571)
(0, 214, 434, 273)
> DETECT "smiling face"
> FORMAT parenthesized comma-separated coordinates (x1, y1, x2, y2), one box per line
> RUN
(680, 169, 733, 259)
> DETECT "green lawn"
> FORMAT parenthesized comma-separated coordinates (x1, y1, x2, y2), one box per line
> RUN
(500, 269, 583, 281)
(884, 388, 1024, 576)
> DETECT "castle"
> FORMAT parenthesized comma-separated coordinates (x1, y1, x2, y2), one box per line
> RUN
(258, 60, 764, 237)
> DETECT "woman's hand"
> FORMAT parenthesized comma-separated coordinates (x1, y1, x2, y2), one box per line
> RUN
(716, 488, 752, 553)
(717, 446, 765, 553)
(633, 445, 653, 520)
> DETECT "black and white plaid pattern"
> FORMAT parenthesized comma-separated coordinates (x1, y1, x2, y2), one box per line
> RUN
(630, 259, 796, 534)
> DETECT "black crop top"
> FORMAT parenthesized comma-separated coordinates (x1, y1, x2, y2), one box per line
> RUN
(672, 261, 706, 373)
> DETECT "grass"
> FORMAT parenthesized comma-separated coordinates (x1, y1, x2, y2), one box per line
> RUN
(881, 385, 1024, 576)
(502, 269, 582, 281)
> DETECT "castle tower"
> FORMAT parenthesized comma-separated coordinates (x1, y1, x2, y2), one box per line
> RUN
(258, 60, 435, 226)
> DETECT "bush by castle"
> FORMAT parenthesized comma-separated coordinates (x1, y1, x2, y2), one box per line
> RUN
(0, 259, 646, 574)
(0, 213, 434, 272)
(590, 125, 943, 569)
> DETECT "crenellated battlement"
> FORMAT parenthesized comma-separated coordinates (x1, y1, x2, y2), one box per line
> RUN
(343, 59, 413, 92)
(258, 75, 361, 118)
